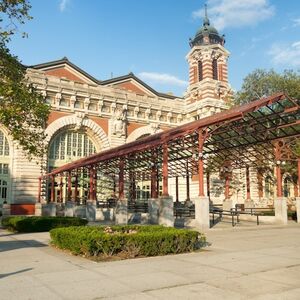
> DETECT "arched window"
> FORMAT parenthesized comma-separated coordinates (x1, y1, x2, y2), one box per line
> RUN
(264, 175, 274, 198)
(49, 130, 96, 167)
(198, 61, 203, 81)
(0, 129, 10, 205)
(212, 59, 218, 80)
(47, 129, 98, 203)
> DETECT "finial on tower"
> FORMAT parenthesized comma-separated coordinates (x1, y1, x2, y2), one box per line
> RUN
(203, 4, 210, 26)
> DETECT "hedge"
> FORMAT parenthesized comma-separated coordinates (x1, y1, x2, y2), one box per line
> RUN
(2, 216, 88, 232)
(50, 225, 205, 258)
(261, 210, 297, 220)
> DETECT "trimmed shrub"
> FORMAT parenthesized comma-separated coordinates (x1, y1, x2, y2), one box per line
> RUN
(50, 225, 205, 258)
(2, 216, 88, 232)
(261, 211, 275, 216)
(288, 211, 297, 221)
(261, 210, 297, 220)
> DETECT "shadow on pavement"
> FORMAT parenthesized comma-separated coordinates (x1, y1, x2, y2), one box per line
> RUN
(0, 268, 33, 279)
(0, 239, 47, 252)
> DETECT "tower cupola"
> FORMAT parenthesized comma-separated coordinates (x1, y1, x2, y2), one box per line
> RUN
(189, 5, 225, 47)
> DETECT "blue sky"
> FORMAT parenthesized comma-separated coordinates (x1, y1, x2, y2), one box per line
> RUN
(7, 0, 300, 97)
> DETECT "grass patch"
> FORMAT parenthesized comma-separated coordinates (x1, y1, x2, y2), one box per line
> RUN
(2, 216, 88, 232)
(50, 225, 205, 259)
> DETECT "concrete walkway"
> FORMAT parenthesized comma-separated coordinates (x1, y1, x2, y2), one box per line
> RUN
(1, 224, 300, 299)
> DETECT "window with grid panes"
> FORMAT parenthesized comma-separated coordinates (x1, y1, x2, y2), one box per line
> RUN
(49, 130, 96, 165)
(0, 130, 10, 203)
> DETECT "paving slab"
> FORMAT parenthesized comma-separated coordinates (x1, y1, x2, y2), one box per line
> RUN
(1, 223, 300, 299)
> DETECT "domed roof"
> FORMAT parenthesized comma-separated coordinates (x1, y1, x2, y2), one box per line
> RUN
(190, 6, 225, 47)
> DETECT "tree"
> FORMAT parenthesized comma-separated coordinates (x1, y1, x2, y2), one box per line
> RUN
(0, 0, 32, 44)
(0, 0, 50, 158)
(234, 69, 300, 105)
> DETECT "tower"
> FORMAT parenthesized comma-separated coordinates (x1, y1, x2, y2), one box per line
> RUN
(185, 5, 233, 118)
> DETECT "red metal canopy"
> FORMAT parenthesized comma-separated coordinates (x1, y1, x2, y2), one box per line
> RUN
(42, 93, 300, 180)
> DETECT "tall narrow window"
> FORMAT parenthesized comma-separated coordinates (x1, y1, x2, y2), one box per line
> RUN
(198, 61, 203, 81)
(0, 129, 10, 205)
(264, 176, 274, 198)
(212, 59, 218, 80)
(283, 177, 292, 197)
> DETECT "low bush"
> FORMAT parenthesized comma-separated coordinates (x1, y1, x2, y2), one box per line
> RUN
(261, 211, 275, 216)
(288, 211, 297, 221)
(261, 210, 297, 220)
(2, 216, 88, 232)
(50, 225, 205, 258)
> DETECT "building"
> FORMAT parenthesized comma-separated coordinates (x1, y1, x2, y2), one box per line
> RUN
(0, 11, 297, 215)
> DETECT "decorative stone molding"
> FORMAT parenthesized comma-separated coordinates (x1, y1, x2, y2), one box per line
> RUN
(74, 112, 85, 130)
(215, 82, 221, 98)
(126, 124, 163, 143)
(156, 110, 162, 121)
(150, 122, 160, 133)
(98, 100, 104, 115)
(41, 90, 47, 98)
(134, 106, 140, 118)
(145, 107, 151, 120)
(167, 112, 172, 123)
(45, 115, 110, 150)
(177, 114, 183, 123)
(70, 95, 76, 111)
(84, 97, 90, 111)
(111, 102, 117, 113)
(55, 93, 61, 108)
(112, 107, 127, 137)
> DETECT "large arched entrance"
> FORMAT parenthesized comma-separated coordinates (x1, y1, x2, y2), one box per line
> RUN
(48, 127, 99, 203)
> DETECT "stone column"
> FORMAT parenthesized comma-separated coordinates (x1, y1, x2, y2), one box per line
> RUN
(35, 203, 42, 216)
(148, 198, 160, 224)
(296, 197, 300, 224)
(115, 199, 128, 225)
(274, 197, 288, 224)
(223, 167, 233, 211)
(223, 199, 234, 212)
(158, 196, 174, 227)
(193, 196, 210, 230)
(2, 203, 11, 217)
(86, 200, 96, 221)
(65, 201, 75, 217)
(43, 202, 56, 216)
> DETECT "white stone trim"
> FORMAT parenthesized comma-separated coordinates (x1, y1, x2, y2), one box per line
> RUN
(126, 125, 163, 143)
(45, 115, 110, 151)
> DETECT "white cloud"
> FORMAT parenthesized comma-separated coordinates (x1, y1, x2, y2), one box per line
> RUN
(59, 0, 70, 12)
(293, 18, 300, 27)
(138, 72, 188, 87)
(192, 0, 275, 31)
(268, 41, 300, 66)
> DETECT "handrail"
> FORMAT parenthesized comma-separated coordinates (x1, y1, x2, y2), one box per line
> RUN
(210, 207, 262, 226)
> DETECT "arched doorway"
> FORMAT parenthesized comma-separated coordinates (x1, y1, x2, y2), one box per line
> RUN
(48, 127, 98, 203)
(0, 129, 11, 205)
